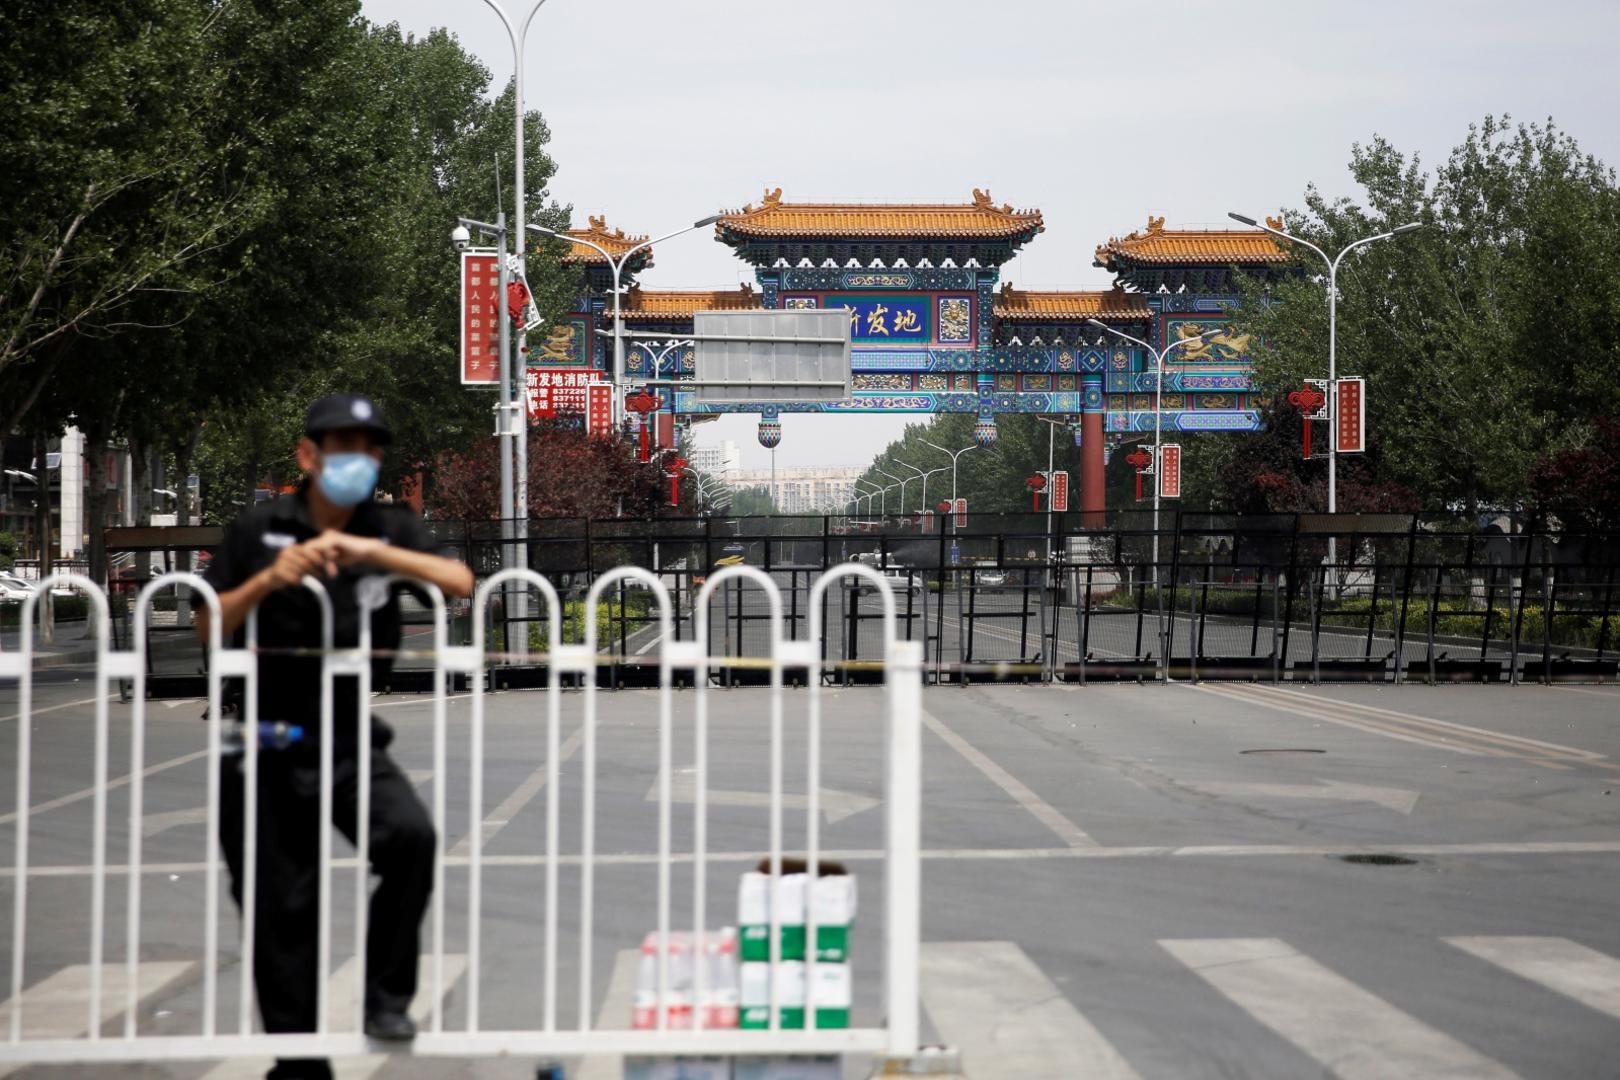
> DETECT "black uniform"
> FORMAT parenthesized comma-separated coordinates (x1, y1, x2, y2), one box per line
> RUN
(205, 489, 437, 1080)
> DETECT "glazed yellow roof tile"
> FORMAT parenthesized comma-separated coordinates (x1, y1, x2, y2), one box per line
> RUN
(561, 215, 651, 265)
(993, 285, 1154, 322)
(717, 187, 1043, 239)
(1095, 215, 1288, 267)
(619, 284, 762, 320)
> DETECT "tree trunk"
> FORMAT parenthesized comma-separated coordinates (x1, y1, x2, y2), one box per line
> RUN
(129, 437, 152, 582)
(173, 426, 201, 628)
(82, 432, 112, 642)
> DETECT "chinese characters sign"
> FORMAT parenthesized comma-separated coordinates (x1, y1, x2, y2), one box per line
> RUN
(525, 368, 601, 419)
(1158, 444, 1183, 499)
(954, 497, 968, 528)
(1335, 377, 1366, 454)
(585, 383, 613, 437)
(1050, 471, 1069, 511)
(460, 252, 500, 385)
(781, 293, 975, 346)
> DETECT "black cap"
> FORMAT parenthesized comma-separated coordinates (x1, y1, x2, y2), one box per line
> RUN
(304, 394, 392, 445)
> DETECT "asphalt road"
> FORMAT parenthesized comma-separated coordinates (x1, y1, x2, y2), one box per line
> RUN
(1, 669, 1618, 1078)
(597, 579, 1510, 674)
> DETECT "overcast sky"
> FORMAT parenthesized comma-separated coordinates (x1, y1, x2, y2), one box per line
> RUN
(363, 0, 1620, 469)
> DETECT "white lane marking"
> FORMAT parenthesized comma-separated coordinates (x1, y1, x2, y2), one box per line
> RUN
(634, 632, 664, 656)
(0, 748, 209, 826)
(9, 840, 1620, 880)
(196, 954, 467, 1079)
(1161, 937, 1518, 1079)
(644, 768, 879, 824)
(370, 694, 473, 710)
(0, 960, 193, 1055)
(0, 693, 115, 725)
(1188, 779, 1419, 815)
(1219, 683, 1607, 764)
(142, 805, 208, 837)
(448, 724, 584, 857)
(921, 941, 1140, 1080)
(922, 709, 1097, 849)
(574, 947, 641, 1080)
(1193, 683, 1497, 757)
(1446, 936, 1620, 1021)
(1542, 683, 1620, 702)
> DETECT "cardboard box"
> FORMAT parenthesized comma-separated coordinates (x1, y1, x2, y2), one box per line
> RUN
(733, 1056, 841, 1080)
(624, 1057, 730, 1080)
(737, 869, 856, 962)
(739, 960, 850, 1030)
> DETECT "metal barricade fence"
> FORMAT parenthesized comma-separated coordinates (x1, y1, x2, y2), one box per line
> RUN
(0, 566, 922, 1067)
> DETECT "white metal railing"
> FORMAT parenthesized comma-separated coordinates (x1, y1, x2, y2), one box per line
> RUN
(0, 565, 922, 1065)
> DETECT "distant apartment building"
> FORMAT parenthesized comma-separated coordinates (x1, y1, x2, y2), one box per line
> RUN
(723, 465, 865, 514)
(688, 439, 741, 476)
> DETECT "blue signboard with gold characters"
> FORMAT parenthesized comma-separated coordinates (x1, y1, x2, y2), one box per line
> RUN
(783, 293, 975, 347)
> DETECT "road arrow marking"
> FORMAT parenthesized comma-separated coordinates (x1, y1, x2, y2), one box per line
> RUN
(645, 768, 878, 824)
(1191, 779, 1419, 815)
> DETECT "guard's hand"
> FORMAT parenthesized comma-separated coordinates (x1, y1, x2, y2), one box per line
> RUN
(306, 530, 384, 571)
(264, 541, 327, 589)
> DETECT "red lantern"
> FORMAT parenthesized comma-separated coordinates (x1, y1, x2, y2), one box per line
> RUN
(625, 388, 660, 462)
(506, 280, 532, 327)
(1287, 384, 1328, 460)
(1125, 447, 1154, 502)
(1025, 473, 1047, 512)
(666, 455, 688, 507)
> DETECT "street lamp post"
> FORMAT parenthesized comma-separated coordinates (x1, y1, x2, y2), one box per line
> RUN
(875, 467, 909, 517)
(457, 212, 525, 651)
(1088, 320, 1220, 584)
(896, 461, 947, 519)
(854, 480, 884, 517)
(920, 439, 980, 504)
(1034, 416, 1071, 587)
(1227, 212, 1421, 543)
(528, 216, 723, 432)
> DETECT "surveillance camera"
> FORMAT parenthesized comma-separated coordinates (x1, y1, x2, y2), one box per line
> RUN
(451, 224, 471, 252)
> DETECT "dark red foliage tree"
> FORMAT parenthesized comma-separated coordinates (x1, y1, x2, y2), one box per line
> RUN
(1530, 417, 1620, 531)
(426, 420, 669, 522)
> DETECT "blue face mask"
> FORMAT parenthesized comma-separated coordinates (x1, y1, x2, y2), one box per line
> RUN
(317, 452, 379, 507)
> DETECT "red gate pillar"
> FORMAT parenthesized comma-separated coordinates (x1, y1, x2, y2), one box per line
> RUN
(1080, 373, 1106, 527)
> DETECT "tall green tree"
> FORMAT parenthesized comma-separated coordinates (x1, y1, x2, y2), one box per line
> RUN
(1231, 116, 1620, 513)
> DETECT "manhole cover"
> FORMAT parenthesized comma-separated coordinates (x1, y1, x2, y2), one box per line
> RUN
(1336, 853, 1418, 867)
(1240, 748, 1326, 755)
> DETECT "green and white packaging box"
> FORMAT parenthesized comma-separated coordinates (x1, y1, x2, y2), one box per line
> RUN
(738, 960, 851, 1030)
(737, 869, 856, 963)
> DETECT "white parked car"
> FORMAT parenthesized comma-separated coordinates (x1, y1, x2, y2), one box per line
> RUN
(0, 571, 76, 601)
(0, 571, 32, 602)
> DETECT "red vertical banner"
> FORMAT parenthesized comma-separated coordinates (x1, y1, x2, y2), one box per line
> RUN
(1158, 444, 1183, 499)
(920, 509, 934, 534)
(1336, 377, 1366, 453)
(1050, 471, 1069, 511)
(460, 252, 500, 385)
(585, 383, 613, 437)
(953, 497, 968, 528)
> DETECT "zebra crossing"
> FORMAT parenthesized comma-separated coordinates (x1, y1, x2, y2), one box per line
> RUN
(2, 934, 1616, 1077)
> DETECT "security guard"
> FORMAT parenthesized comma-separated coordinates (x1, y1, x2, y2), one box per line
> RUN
(201, 394, 473, 1080)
